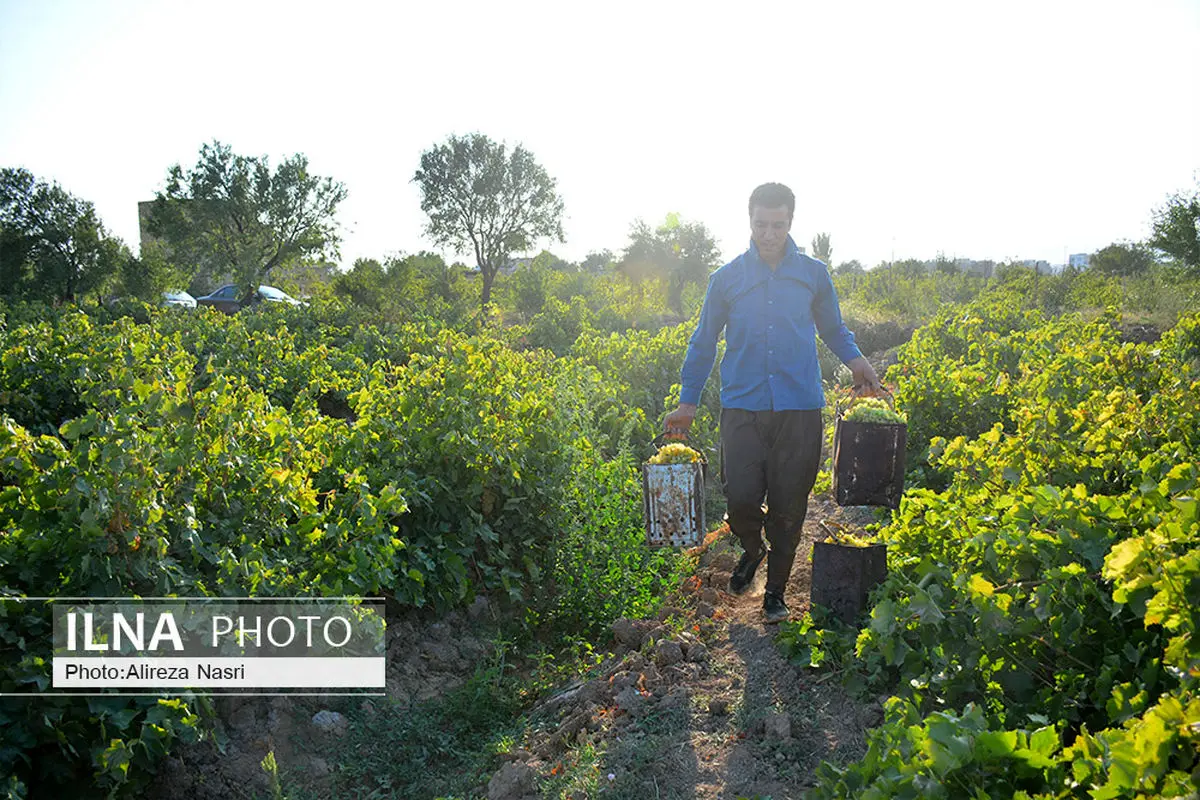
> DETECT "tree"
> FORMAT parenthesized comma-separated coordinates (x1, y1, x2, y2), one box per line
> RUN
(413, 133, 564, 316)
(146, 141, 347, 302)
(1090, 241, 1154, 278)
(581, 249, 615, 274)
(0, 167, 128, 304)
(1149, 182, 1200, 273)
(934, 253, 960, 274)
(620, 213, 721, 314)
(834, 259, 864, 275)
(811, 232, 832, 266)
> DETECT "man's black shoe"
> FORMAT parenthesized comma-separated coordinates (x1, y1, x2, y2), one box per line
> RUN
(763, 590, 789, 623)
(728, 548, 765, 595)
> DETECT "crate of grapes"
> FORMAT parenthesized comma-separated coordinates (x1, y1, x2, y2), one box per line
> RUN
(642, 435, 706, 548)
(832, 390, 907, 508)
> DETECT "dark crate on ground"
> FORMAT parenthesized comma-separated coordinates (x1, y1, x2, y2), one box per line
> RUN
(642, 461, 705, 548)
(810, 541, 888, 624)
(832, 417, 907, 508)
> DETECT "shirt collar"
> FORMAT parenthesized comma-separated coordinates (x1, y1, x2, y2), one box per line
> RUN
(747, 235, 804, 276)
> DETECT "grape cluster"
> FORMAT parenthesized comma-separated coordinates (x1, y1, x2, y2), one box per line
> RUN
(843, 397, 906, 425)
(826, 531, 871, 547)
(648, 442, 703, 464)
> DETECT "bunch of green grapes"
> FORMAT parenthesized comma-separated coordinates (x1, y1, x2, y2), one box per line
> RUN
(827, 531, 871, 547)
(843, 397, 907, 425)
(648, 443, 703, 464)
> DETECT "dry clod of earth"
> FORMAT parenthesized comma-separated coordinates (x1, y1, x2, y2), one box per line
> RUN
(763, 710, 793, 741)
(654, 639, 685, 666)
(310, 709, 348, 737)
(486, 759, 537, 800)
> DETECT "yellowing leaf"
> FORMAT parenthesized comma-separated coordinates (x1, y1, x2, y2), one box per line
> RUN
(968, 574, 995, 598)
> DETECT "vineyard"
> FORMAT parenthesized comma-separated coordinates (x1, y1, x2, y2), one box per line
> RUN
(788, 300, 1200, 797)
(0, 270, 1197, 797)
(0, 299, 703, 796)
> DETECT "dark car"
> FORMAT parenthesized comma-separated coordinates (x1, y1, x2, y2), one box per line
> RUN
(194, 284, 303, 314)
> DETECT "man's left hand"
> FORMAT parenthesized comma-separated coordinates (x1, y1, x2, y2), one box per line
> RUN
(847, 356, 882, 396)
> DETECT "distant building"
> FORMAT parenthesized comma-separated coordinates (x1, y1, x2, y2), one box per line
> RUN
(1069, 253, 1090, 269)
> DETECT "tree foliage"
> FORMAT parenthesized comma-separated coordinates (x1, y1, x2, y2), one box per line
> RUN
(1149, 181, 1200, 273)
(331, 251, 476, 323)
(413, 133, 564, 315)
(1090, 241, 1154, 278)
(619, 213, 721, 314)
(145, 141, 347, 300)
(0, 167, 128, 303)
(811, 231, 833, 265)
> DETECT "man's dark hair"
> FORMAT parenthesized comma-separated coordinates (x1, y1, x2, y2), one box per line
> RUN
(748, 183, 795, 218)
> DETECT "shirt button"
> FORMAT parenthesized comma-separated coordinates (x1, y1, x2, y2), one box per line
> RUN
(768, 300, 774, 305)
(768, 349, 774, 354)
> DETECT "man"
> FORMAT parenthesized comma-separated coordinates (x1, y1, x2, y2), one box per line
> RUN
(663, 182, 881, 623)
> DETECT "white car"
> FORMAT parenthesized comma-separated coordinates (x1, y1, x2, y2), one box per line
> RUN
(162, 290, 197, 308)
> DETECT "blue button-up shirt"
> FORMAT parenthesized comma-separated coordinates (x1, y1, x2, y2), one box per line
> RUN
(679, 236, 862, 411)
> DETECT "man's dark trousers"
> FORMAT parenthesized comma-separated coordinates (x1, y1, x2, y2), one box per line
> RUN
(720, 408, 823, 595)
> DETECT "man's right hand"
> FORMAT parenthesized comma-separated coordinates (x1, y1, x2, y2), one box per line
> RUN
(663, 403, 697, 439)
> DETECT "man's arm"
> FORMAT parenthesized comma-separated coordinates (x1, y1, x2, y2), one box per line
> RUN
(665, 271, 727, 436)
(811, 266, 882, 393)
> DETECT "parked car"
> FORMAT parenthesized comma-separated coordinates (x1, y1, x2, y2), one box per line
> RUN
(162, 290, 197, 308)
(194, 284, 303, 313)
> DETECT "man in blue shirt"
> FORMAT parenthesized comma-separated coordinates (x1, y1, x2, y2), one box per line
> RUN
(664, 182, 881, 623)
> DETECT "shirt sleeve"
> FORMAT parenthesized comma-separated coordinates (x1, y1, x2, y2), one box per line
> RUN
(679, 271, 727, 405)
(812, 267, 863, 365)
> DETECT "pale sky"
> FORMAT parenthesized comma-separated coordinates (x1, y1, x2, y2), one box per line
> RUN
(2, 0, 1197, 271)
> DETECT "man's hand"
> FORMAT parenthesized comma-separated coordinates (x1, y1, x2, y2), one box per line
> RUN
(663, 403, 697, 439)
(847, 356, 882, 396)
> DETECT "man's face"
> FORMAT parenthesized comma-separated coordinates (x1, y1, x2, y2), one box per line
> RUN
(750, 205, 792, 261)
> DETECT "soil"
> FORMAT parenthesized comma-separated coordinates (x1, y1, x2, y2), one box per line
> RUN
(139, 497, 886, 800)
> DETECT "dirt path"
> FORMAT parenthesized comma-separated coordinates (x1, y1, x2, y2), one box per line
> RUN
(505, 497, 884, 800)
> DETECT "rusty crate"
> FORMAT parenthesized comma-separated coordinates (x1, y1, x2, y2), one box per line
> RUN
(642, 460, 706, 549)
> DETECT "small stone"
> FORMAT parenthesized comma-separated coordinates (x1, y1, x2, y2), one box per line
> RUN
(696, 601, 716, 618)
(687, 642, 709, 663)
(708, 698, 729, 716)
(311, 710, 348, 737)
(487, 760, 535, 800)
(611, 671, 638, 691)
(624, 652, 648, 671)
(654, 640, 685, 667)
(611, 618, 645, 648)
(309, 757, 330, 777)
(710, 552, 738, 571)
(614, 685, 646, 717)
(699, 587, 720, 604)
